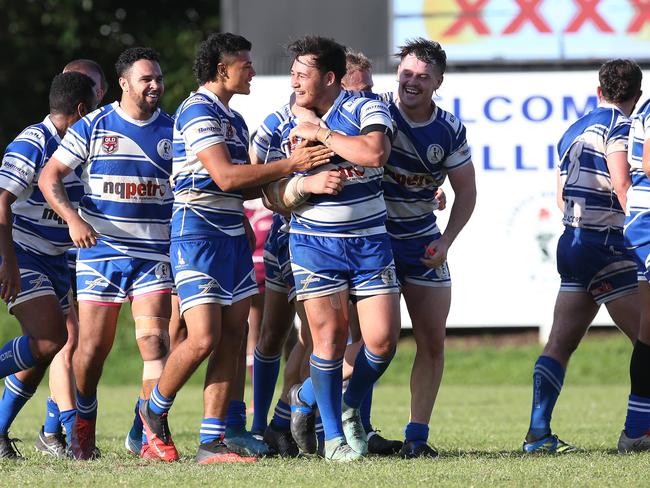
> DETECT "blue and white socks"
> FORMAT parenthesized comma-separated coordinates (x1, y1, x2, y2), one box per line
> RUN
(527, 355, 565, 439)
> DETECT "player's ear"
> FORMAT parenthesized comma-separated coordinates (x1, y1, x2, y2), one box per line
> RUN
(118, 76, 128, 92)
(325, 71, 336, 87)
(217, 62, 229, 80)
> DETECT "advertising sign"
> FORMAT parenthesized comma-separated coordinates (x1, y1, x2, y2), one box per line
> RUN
(392, 0, 650, 62)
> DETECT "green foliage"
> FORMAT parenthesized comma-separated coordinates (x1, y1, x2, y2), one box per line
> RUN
(0, 0, 220, 149)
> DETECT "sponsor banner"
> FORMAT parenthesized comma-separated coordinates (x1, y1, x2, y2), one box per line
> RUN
(392, 0, 650, 62)
(232, 71, 650, 327)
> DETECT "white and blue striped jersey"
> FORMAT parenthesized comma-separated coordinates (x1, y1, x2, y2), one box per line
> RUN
(52, 102, 174, 261)
(378, 92, 471, 240)
(254, 104, 295, 234)
(558, 103, 631, 232)
(252, 103, 292, 162)
(286, 90, 393, 237)
(171, 86, 249, 239)
(0, 116, 84, 256)
(624, 98, 650, 246)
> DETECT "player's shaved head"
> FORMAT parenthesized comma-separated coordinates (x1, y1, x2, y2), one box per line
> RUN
(599, 59, 642, 104)
(396, 38, 447, 75)
(63, 59, 108, 93)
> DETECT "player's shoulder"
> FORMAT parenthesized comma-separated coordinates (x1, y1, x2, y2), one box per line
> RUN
(14, 122, 48, 147)
(340, 90, 387, 112)
(176, 91, 217, 120)
(435, 105, 464, 133)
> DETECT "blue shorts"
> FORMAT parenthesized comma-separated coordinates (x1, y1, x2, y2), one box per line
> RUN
(66, 248, 78, 299)
(557, 227, 637, 304)
(264, 228, 296, 301)
(9, 245, 71, 314)
(76, 242, 172, 305)
(625, 212, 650, 282)
(289, 233, 399, 301)
(391, 234, 451, 288)
(171, 236, 258, 315)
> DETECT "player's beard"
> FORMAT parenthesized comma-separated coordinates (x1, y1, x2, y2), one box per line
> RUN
(136, 92, 160, 117)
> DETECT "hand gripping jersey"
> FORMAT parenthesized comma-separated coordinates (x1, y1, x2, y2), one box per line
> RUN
(171, 86, 250, 239)
(52, 102, 174, 261)
(558, 103, 631, 232)
(625, 98, 650, 248)
(0, 116, 84, 255)
(285, 90, 393, 237)
(378, 92, 471, 240)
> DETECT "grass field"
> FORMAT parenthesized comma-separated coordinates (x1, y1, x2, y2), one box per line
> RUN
(0, 312, 648, 486)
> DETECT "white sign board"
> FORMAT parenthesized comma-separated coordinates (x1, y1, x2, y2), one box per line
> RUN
(231, 71, 650, 328)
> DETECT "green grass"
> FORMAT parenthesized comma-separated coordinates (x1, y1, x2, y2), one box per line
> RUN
(0, 305, 646, 486)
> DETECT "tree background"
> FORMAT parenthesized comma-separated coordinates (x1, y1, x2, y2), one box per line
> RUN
(0, 0, 220, 148)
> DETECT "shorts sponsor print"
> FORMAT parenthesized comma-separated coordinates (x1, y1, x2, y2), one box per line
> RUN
(558, 227, 637, 305)
(171, 235, 258, 314)
(289, 233, 399, 301)
(391, 233, 451, 288)
(8, 245, 71, 314)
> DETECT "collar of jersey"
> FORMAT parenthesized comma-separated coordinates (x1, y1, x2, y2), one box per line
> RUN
(196, 86, 234, 117)
(319, 89, 347, 123)
(43, 114, 61, 143)
(597, 101, 625, 115)
(395, 99, 438, 128)
(113, 101, 161, 127)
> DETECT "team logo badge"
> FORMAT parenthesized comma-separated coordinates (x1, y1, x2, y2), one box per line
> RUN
(154, 262, 170, 280)
(157, 139, 172, 160)
(175, 249, 186, 268)
(426, 144, 444, 164)
(226, 122, 234, 139)
(380, 267, 396, 285)
(102, 135, 119, 154)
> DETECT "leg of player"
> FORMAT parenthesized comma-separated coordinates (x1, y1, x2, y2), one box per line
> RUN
(197, 298, 257, 463)
(523, 290, 598, 453)
(619, 282, 650, 452)
(71, 302, 121, 460)
(399, 284, 449, 458)
(302, 290, 363, 461)
(252, 288, 295, 435)
(0, 296, 67, 460)
(37, 305, 78, 458)
(127, 293, 182, 456)
(223, 323, 270, 458)
(247, 292, 263, 392)
(141, 303, 223, 463)
(131, 294, 171, 459)
(343, 293, 400, 456)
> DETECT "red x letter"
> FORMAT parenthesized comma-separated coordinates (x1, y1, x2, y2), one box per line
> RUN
(443, 0, 490, 36)
(565, 0, 613, 33)
(627, 0, 650, 33)
(503, 0, 552, 34)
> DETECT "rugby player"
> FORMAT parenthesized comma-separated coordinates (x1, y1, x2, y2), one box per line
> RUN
(39, 47, 174, 460)
(136, 33, 332, 464)
(0, 72, 96, 459)
(35, 59, 109, 459)
(523, 59, 642, 453)
(280, 36, 400, 462)
(619, 93, 650, 453)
